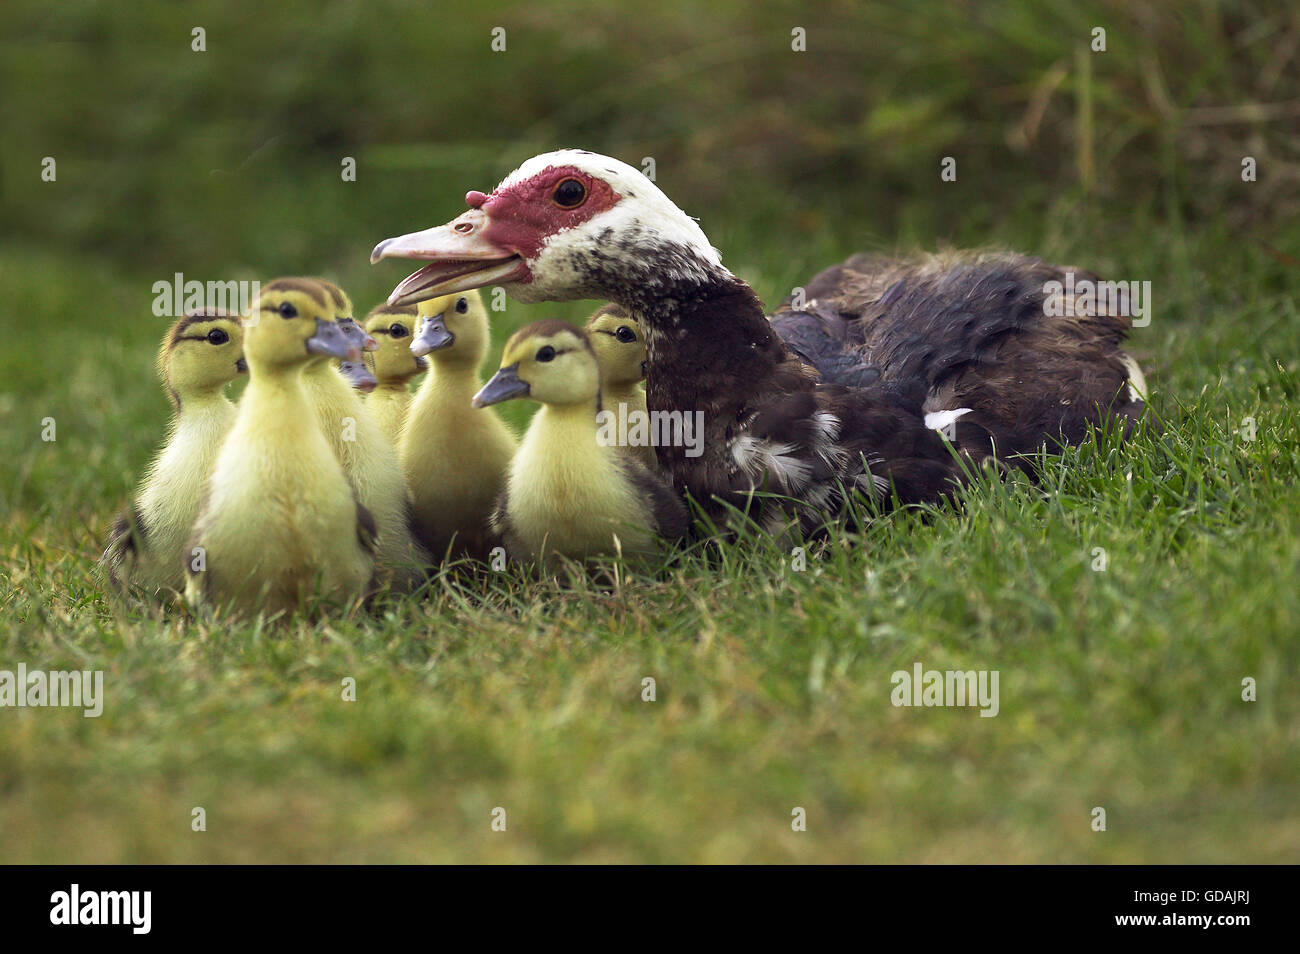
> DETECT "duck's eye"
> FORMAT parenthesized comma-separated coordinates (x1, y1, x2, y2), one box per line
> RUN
(615, 326, 636, 343)
(536, 346, 556, 362)
(277, 301, 298, 319)
(206, 328, 230, 345)
(389, 323, 408, 338)
(551, 177, 586, 209)
(455, 298, 469, 314)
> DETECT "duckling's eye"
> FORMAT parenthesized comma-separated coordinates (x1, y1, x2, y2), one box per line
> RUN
(206, 328, 230, 345)
(389, 323, 408, 338)
(615, 326, 636, 343)
(277, 301, 298, 319)
(551, 177, 586, 209)
(536, 346, 557, 362)
(455, 298, 469, 314)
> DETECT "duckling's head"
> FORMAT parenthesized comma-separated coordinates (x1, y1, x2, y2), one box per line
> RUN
(338, 359, 378, 393)
(158, 309, 247, 408)
(411, 289, 490, 366)
(316, 279, 354, 323)
(363, 303, 427, 384)
(307, 279, 376, 371)
(585, 304, 646, 386)
(473, 320, 597, 409)
(245, 278, 360, 370)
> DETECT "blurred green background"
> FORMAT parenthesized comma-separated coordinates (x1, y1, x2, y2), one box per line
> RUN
(3, 0, 1297, 508)
(1, 0, 1298, 863)
(4, 0, 1296, 282)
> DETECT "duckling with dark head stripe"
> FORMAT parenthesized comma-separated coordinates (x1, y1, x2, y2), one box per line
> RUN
(304, 280, 430, 588)
(400, 290, 516, 561)
(101, 310, 246, 597)
(475, 320, 688, 567)
(185, 279, 376, 616)
(361, 302, 425, 447)
(585, 304, 658, 471)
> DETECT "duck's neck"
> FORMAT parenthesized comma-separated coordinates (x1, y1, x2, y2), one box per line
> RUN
(617, 268, 792, 481)
(603, 381, 645, 411)
(174, 388, 233, 420)
(244, 366, 310, 412)
(423, 355, 484, 401)
(523, 398, 603, 465)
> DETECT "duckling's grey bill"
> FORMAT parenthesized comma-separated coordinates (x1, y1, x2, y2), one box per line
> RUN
(472, 364, 529, 408)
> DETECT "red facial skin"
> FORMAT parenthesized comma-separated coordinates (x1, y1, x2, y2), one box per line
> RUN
(464, 165, 622, 260)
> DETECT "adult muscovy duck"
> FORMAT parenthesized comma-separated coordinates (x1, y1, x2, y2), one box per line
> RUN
(371, 150, 1144, 529)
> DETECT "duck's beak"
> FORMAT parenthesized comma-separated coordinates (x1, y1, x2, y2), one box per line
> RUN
(339, 360, 378, 393)
(337, 318, 378, 353)
(410, 314, 453, 356)
(306, 319, 360, 361)
(371, 209, 528, 307)
(235, 357, 249, 374)
(472, 364, 529, 408)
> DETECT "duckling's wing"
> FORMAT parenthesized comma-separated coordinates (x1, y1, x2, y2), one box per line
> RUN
(100, 505, 146, 593)
(354, 496, 379, 558)
(615, 458, 690, 539)
(488, 484, 524, 560)
(401, 498, 437, 563)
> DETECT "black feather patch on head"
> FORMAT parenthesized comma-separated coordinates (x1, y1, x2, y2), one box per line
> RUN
(261, 278, 330, 309)
(510, 319, 595, 355)
(363, 302, 418, 321)
(165, 309, 233, 352)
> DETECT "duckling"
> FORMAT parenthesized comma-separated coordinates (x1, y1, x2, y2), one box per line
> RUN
(318, 280, 379, 394)
(361, 302, 425, 447)
(185, 279, 375, 616)
(339, 358, 378, 394)
(101, 310, 246, 596)
(399, 289, 516, 561)
(303, 283, 429, 588)
(585, 304, 657, 471)
(474, 320, 688, 566)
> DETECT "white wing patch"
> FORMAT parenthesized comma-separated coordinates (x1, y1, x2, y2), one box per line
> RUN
(1119, 352, 1148, 403)
(924, 408, 973, 434)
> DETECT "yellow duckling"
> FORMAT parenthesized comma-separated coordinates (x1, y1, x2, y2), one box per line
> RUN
(317, 279, 379, 395)
(400, 290, 516, 561)
(361, 302, 425, 447)
(303, 282, 429, 588)
(338, 356, 378, 395)
(474, 320, 688, 567)
(185, 279, 375, 616)
(101, 310, 247, 596)
(585, 304, 658, 471)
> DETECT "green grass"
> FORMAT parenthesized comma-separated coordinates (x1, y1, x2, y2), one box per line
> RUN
(3, 215, 1298, 862)
(1, 0, 1298, 862)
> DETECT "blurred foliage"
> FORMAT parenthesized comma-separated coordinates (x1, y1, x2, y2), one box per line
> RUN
(1, 0, 1297, 299)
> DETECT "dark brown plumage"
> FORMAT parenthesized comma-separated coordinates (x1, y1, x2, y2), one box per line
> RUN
(774, 251, 1146, 464)
(627, 268, 964, 530)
